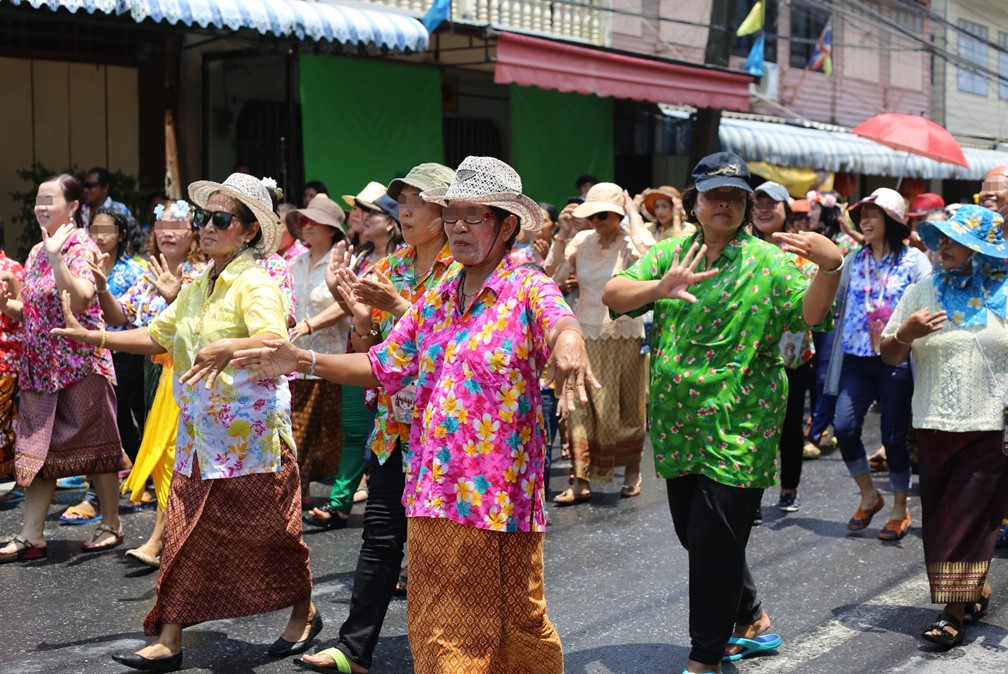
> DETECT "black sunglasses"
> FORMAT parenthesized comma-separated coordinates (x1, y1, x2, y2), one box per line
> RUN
(192, 207, 242, 231)
(587, 212, 611, 222)
(83, 181, 102, 189)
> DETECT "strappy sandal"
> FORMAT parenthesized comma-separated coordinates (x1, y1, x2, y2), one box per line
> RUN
(921, 612, 964, 648)
(620, 477, 643, 498)
(963, 593, 990, 625)
(59, 500, 101, 525)
(81, 523, 124, 553)
(303, 504, 349, 530)
(0, 534, 47, 563)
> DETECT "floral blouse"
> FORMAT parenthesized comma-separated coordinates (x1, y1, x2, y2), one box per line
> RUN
(778, 253, 817, 369)
(105, 256, 145, 332)
(367, 241, 454, 465)
(121, 261, 206, 328)
(613, 230, 831, 489)
(20, 229, 115, 393)
(840, 246, 931, 357)
(148, 250, 295, 480)
(0, 253, 24, 375)
(369, 257, 573, 533)
(290, 247, 349, 372)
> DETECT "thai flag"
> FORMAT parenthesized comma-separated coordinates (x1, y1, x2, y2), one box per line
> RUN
(807, 22, 833, 76)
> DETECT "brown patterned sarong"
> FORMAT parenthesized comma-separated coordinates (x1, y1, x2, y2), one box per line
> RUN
(144, 443, 312, 635)
(290, 378, 343, 485)
(0, 374, 17, 476)
(406, 518, 564, 674)
(569, 336, 646, 482)
(14, 374, 124, 486)
(917, 429, 1008, 603)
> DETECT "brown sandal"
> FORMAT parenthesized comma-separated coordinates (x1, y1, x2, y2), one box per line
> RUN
(553, 488, 591, 506)
(81, 523, 124, 553)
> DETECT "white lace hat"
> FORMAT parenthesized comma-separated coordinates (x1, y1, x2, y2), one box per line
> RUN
(188, 173, 282, 257)
(421, 156, 543, 231)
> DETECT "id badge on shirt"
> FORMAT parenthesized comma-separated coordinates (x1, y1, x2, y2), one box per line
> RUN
(392, 383, 417, 425)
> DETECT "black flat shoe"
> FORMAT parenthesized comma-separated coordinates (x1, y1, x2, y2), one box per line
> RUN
(268, 612, 323, 657)
(111, 650, 183, 672)
(302, 504, 349, 530)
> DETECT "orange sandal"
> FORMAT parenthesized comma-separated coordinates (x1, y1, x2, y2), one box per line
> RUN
(847, 495, 885, 531)
(877, 512, 912, 541)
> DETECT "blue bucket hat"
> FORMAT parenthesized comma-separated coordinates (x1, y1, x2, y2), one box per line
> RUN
(918, 204, 1007, 259)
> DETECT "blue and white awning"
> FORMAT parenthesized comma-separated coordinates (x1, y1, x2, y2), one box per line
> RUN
(718, 116, 1008, 181)
(3, 0, 428, 53)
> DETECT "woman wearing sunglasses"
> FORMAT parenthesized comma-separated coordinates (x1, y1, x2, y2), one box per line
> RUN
(52, 173, 319, 672)
(550, 182, 653, 505)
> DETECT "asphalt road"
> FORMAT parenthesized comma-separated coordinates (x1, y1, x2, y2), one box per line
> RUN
(1, 411, 1006, 673)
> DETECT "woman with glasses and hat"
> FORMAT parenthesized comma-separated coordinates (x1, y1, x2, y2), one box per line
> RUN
(550, 181, 653, 505)
(641, 184, 695, 242)
(287, 194, 352, 505)
(604, 152, 842, 674)
(232, 155, 598, 674)
(879, 204, 1008, 648)
(52, 173, 320, 672)
(297, 162, 456, 674)
(824, 188, 931, 543)
(0, 174, 126, 563)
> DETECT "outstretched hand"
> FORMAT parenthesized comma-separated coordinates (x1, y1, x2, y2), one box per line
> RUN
(41, 223, 77, 260)
(771, 231, 843, 272)
(654, 241, 718, 304)
(543, 329, 602, 418)
(231, 338, 301, 379)
(149, 254, 183, 303)
(49, 290, 93, 343)
(326, 241, 355, 304)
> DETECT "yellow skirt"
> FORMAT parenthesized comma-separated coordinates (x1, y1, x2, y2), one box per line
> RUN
(122, 362, 177, 510)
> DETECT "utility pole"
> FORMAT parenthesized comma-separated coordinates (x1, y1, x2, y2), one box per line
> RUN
(692, 0, 738, 168)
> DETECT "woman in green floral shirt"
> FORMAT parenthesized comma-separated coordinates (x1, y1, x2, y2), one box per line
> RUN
(604, 152, 843, 674)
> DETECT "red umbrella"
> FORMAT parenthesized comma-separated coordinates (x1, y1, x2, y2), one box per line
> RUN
(852, 113, 968, 167)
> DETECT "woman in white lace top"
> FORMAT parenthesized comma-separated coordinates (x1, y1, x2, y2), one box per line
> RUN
(881, 204, 1008, 650)
(550, 182, 654, 505)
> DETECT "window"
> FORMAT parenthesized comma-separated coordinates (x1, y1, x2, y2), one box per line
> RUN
(789, 7, 829, 69)
(1000, 32, 1008, 100)
(731, 0, 778, 64)
(957, 19, 989, 96)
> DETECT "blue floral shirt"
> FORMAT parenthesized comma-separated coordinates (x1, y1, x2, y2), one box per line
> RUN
(106, 256, 144, 332)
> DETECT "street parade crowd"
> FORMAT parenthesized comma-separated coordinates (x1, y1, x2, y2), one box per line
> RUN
(0, 153, 1007, 674)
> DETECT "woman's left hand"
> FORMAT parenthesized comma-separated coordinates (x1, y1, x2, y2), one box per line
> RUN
(231, 339, 300, 379)
(354, 270, 407, 314)
(544, 329, 602, 417)
(49, 290, 94, 343)
(41, 223, 77, 260)
(772, 231, 843, 272)
(179, 338, 234, 388)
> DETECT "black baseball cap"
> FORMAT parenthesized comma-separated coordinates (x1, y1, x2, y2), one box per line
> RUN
(691, 152, 753, 193)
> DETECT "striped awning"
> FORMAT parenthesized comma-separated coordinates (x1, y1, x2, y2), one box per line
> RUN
(4, 0, 428, 53)
(718, 116, 1008, 181)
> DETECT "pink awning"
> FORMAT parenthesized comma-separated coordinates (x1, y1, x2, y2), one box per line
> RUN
(494, 32, 751, 111)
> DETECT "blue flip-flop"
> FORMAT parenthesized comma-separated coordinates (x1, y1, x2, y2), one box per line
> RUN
(0, 490, 24, 508)
(723, 633, 782, 662)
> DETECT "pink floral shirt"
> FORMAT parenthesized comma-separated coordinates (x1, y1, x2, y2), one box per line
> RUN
(21, 230, 114, 393)
(0, 253, 24, 375)
(369, 257, 573, 533)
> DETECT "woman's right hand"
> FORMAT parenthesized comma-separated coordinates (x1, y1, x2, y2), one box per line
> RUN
(325, 241, 355, 303)
(654, 241, 719, 303)
(231, 338, 301, 378)
(87, 253, 110, 293)
(41, 223, 77, 260)
(334, 267, 374, 326)
(899, 308, 947, 342)
(149, 254, 183, 303)
(557, 204, 578, 239)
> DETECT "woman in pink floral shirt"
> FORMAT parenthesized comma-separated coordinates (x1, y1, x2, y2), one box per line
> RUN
(0, 174, 125, 564)
(234, 156, 598, 674)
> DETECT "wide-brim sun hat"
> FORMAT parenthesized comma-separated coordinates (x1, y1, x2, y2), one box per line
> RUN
(850, 187, 908, 236)
(188, 173, 282, 257)
(421, 156, 544, 231)
(641, 185, 681, 219)
(342, 181, 387, 209)
(387, 163, 456, 201)
(572, 182, 626, 219)
(918, 203, 1008, 258)
(297, 195, 347, 235)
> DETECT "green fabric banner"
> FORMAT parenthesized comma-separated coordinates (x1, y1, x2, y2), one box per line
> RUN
(509, 85, 614, 206)
(300, 55, 443, 196)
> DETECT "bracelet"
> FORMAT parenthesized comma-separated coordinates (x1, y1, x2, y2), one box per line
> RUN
(553, 236, 568, 244)
(98, 328, 107, 350)
(353, 322, 379, 339)
(96, 285, 109, 294)
(307, 349, 318, 377)
(893, 328, 913, 346)
(304, 319, 313, 334)
(819, 256, 845, 276)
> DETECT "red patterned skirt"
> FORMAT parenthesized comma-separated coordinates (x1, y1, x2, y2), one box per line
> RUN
(0, 373, 17, 476)
(144, 443, 312, 635)
(14, 374, 125, 486)
(290, 378, 343, 484)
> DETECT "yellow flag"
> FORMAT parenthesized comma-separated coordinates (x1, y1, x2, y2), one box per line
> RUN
(736, 0, 765, 37)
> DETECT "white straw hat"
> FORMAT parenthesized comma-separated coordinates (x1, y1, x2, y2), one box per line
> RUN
(188, 173, 282, 257)
(421, 156, 543, 231)
(342, 181, 387, 209)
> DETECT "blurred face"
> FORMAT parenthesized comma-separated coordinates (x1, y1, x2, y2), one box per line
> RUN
(34, 180, 77, 234)
(791, 211, 811, 232)
(586, 210, 621, 236)
(752, 195, 786, 235)
(537, 208, 556, 244)
(694, 187, 747, 236)
(301, 216, 338, 250)
(347, 205, 366, 237)
(858, 204, 887, 248)
(980, 175, 1008, 217)
(936, 232, 972, 272)
(443, 200, 516, 266)
(89, 214, 120, 256)
(361, 212, 393, 247)
(302, 187, 318, 208)
(398, 186, 445, 249)
(653, 198, 674, 224)
(199, 193, 255, 260)
(153, 216, 193, 261)
(83, 172, 109, 208)
(808, 203, 822, 231)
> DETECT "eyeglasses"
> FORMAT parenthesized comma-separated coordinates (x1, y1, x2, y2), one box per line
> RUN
(586, 212, 611, 222)
(192, 207, 241, 231)
(397, 195, 426, 208)
(442, 207, 496, 225)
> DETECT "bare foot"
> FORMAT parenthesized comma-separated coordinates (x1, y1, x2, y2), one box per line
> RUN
(134, 642, 180, 659)
(725, 612, 772, 657)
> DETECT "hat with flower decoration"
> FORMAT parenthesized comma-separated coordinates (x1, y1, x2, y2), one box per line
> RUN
(918, 204, 1007, 259)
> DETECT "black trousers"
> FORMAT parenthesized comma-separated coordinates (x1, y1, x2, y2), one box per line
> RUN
(780, 360, 814, 491)
(334, 442, 407, 669)
(666, 474, 764, 666)
(113, 351, 146, 462)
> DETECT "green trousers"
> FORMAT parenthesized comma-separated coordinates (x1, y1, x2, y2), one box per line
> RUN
(328, 385, 373, 514)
